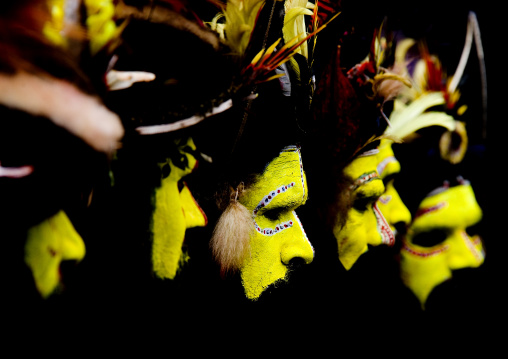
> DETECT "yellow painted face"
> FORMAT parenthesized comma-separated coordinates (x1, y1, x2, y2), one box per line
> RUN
(151, 137, 207, 280)
(400, 180, 485, 307)
(334, 151, 394, 270)
(24, 210, 86, 298)
(375, 139, 411, 235)
(239, 146, 314, 300)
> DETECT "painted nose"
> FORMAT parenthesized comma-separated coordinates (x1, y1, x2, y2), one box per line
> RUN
(281, 217, 314, 265)
(366, 207, 384, 246)
(54, 211, 86, 261)
(381, 184, 411, 230)
(388, 192, 411, 229)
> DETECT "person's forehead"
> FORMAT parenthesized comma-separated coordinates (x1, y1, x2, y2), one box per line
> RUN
(345, 154, 385, 197)
(412, 185, 482, 230)
(376, 151, 400, 180)
(376, 141, 400, 179)
(242, 149, 307, 211)
(355, 178, 385, 198)
(345, 154, 379, 180)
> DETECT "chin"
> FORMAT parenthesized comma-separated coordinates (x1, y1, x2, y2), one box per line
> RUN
(255, 265, 313, 306)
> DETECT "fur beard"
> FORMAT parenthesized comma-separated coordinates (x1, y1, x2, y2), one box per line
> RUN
(210, 199, 252, 276)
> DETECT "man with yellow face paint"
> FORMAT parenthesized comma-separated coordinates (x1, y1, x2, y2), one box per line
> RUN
(151, 137, 208, 280)
(235, 145, 314, 300)
(400, 178, 485, 308)
(334, 149, 394, 270)
(102, 0, 236, 288)
(207, 144, 314, 301)
(108, 133, 210, 289)
(378, 35, 488, 312)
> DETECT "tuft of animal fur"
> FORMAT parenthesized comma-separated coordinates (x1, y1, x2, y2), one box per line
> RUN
(210, 196, 252, 276)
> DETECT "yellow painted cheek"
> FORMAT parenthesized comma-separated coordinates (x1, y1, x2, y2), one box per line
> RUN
(400, 244, 451, 308)
(447, 231, 485, 270)
(24, 210, 85, 298)
(151, 137, 201, 279)
(335, 178, 385, 269)
(240, 217, 311, 300)
(241, 231, 285, 300)
(151, 176, 186, 280)
(335, 209, 375, 270)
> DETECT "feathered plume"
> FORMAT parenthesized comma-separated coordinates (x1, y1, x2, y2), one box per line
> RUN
(385, 92, 456, 141)
(239, 8, 340, 86)
(283, 0, 314, 59)
(212, 0, 266, 56)
(383, 40, 457, 141)
(348, 23, 410, 100)
(384, 31, 483, 164)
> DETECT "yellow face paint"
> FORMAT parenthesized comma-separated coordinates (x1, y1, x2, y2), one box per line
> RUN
(239, 146, 313, 300)
(334, 151, 394, 270)
(24, 210, 86, 298)
(400, 180, 484, 307)
(375, 139, 411, 234)
(151, 137, 207, 280)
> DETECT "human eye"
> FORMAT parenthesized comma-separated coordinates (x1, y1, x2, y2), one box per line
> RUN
(411, 228, 450, 247)
(263, 206, 289, 221)
(352, 194, 377, 212)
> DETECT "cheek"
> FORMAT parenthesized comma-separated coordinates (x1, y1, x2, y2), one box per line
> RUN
(447, 231, 485, 269)
(250, 212, 297, 257)
(248, 230, 283, 264)
(399, 246, 452, 307)
(240, 225, 298, 300)
(335, 209, 377, 244)
(334, 211, 366, 256)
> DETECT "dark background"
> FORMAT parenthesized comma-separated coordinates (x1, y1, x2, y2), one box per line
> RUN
(2, 0, 503, 353)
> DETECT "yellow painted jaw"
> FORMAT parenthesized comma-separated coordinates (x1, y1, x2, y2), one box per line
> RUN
(239, 146, 314, 300)
(400, 181, 484, 308)
(24, 210, 86, 298)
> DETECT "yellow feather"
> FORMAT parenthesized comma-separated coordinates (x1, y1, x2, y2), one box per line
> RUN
(218, 0, 266, 56)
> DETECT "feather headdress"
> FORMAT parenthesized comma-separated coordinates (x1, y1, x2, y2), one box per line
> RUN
(0, 0, 124, 154)
(211, 0, 340, 90)
(385, 12, 486, 164)
(211, 0, 265, 56)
